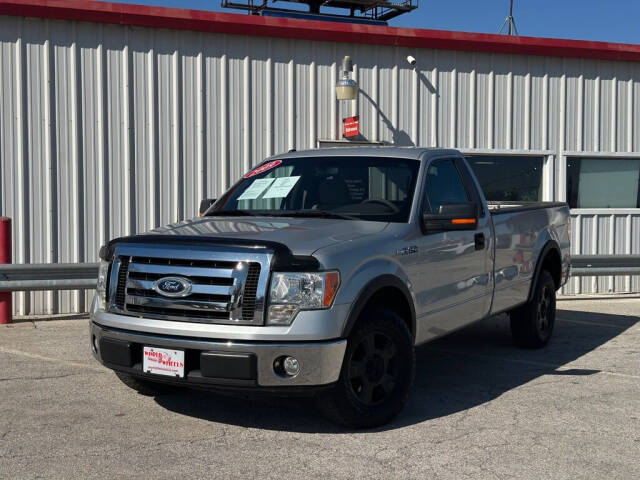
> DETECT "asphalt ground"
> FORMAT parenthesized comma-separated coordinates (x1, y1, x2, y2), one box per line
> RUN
(1, 297, 639, 479)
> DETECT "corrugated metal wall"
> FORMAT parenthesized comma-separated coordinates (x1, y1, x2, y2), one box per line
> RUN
(1, 15, 639, 314)
(565, 211, 640, 294)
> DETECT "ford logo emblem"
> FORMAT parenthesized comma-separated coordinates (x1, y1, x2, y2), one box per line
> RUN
(152, 276, 193, 298)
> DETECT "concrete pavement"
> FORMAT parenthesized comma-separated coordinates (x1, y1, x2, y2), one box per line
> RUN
(1, 297, 639, 479)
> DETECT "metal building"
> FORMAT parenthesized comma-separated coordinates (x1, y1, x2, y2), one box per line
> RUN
(1, 0, 639, 315)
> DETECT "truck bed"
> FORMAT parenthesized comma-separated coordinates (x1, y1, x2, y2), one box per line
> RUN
(487, 201, 568, 214)
(487, 200, 570, 315)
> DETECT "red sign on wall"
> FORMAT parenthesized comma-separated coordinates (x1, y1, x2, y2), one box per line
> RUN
(343, 115, 359, 138)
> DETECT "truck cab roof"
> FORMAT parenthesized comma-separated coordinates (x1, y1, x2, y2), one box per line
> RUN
(270, 146, 461, 162)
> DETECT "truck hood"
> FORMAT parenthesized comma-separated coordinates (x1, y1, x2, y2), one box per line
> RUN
(147, 216, 389, 256)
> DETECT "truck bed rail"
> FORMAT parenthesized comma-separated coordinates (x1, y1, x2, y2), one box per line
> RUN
(487, 201, 568, 214)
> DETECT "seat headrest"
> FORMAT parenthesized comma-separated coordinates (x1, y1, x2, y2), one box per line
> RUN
(316, 176, 350, 209)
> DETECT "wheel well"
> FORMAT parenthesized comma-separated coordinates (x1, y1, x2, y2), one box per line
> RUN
(360, 286, 414, 338)
(540, 247, 562, 289)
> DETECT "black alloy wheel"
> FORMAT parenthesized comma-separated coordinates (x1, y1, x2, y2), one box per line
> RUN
(510, 269, 557, 348)
(537, 283, 553, 335)
(347, 331, 399, 406)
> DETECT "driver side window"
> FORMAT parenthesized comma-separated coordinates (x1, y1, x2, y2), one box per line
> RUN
(425, 159, 469, 213)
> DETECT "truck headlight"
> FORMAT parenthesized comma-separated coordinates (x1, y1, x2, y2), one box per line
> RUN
(96, 260, 110, 305)
(267, 271, 340, 325)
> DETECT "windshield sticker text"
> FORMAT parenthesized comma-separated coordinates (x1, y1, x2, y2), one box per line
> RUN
(237, 178, 275, 200)
(262, 176, 301, 199)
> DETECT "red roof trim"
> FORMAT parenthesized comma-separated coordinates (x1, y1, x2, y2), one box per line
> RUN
(1, 0, 640, 62)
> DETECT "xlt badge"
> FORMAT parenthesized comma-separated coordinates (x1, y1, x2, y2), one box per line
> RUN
(395, 246, 418, 256)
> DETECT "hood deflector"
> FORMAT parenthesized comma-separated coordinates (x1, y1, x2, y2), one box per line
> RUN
(100, 235, 320, 271)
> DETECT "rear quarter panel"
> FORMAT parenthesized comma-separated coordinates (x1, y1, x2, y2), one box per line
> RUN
(490, 205, 570, 314)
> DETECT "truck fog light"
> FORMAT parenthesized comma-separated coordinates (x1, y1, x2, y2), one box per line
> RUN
(92, 335, 99, 353)
(283, 356, 300, 376)
(274, 355, 300, 377)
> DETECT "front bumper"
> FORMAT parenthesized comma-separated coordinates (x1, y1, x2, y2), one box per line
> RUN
(91, 321, 347, 388)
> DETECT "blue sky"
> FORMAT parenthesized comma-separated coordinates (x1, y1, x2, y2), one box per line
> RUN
(107, 0, 640, 44)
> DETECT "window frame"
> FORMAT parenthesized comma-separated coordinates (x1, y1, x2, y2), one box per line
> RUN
(563, 151, 640, 213)
(421, 156, 474, 215)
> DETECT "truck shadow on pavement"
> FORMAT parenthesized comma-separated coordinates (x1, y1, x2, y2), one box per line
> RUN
(154, 308, 639, 433)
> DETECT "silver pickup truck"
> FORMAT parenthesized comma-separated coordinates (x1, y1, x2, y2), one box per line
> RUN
(91, 147, 570, 428)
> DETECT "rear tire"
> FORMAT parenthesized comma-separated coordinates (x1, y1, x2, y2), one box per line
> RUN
(115, 372, 181, 396)
(510, 270, 556, 348)
(318, 308, 415, 429)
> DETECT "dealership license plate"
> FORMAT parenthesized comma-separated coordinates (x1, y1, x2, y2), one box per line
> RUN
(142, 346, 185, 378)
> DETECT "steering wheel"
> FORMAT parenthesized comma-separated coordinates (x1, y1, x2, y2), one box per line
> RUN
(360, 199, 399, 213)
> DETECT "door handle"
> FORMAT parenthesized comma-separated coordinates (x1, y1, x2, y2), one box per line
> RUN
(474, 233, 485, 251)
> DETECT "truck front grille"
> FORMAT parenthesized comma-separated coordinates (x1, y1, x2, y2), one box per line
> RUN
(242, 263, 261, 321)
(115, 257, 129, 310)
(106, 244, 271, 326)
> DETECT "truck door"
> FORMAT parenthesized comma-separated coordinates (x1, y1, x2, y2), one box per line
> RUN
(411, 156, 493, 343)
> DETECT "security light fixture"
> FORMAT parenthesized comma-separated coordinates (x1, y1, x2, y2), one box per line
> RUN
(336, 56, 358, 101)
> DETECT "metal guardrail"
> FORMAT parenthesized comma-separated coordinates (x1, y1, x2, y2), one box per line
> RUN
(0, 255, 638, 293)
(0, 263, 98, 292)
(571, 255, 640, 277)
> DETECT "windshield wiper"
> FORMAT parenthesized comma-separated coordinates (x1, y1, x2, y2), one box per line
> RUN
(206, 209, 358, 220)
(273, 210, 359, 221)
(205, 210, 261, 217)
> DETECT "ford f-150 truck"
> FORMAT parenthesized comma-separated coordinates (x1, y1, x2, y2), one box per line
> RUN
(91, 147, 570, 428)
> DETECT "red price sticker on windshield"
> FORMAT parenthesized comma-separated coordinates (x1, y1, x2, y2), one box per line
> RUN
(244, 160, 282, 178)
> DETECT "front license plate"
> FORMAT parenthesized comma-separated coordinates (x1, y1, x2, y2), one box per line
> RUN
(142, 346, 185, 378)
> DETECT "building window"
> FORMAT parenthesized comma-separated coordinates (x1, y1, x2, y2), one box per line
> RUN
(567, 157, 640, 208)
(465, 155, 543, 202)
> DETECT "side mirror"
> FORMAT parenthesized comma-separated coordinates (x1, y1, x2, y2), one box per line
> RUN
(199, 198, 216, 216)
(422, 202, 479, 233)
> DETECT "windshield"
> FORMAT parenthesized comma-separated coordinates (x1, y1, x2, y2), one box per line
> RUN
(209, 156, 420, 222)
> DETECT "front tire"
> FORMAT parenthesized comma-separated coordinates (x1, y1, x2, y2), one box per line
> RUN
(510, 270, 557, 348)
(318, 308, 415, 428)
